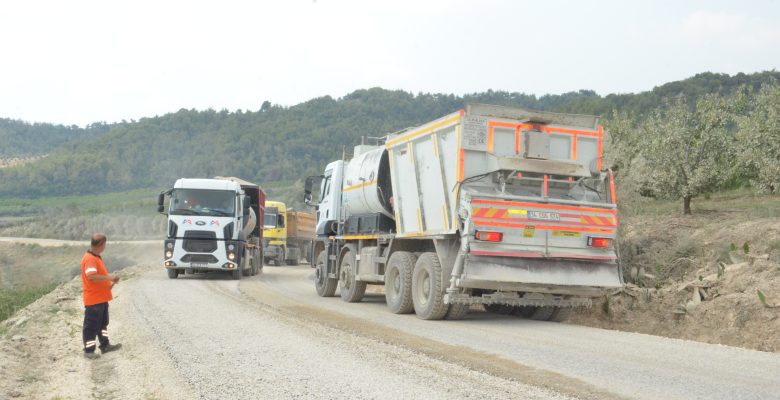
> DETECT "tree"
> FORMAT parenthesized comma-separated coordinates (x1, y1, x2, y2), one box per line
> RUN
(735, 83, 780, 193)
(632, 95, 735, 215)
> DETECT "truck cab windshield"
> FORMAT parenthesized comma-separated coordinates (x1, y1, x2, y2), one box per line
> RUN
(170, 189, 235, 216)
(264, 207, 279, 228)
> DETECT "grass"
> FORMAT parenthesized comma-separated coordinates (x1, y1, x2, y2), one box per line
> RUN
(0, 284, 57, 322)
(0, 188, 163, 218)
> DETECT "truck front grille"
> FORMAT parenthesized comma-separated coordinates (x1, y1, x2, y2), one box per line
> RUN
(181, 254, 219, 263)
(182, 231, 217, 253)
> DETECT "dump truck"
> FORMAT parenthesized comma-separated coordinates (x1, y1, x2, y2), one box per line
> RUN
(304, 104, 622, 321)
(157, 176, 265, 279)
(263, 200, 315, 265)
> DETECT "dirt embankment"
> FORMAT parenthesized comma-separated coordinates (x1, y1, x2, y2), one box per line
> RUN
(571, 207, 780, 352)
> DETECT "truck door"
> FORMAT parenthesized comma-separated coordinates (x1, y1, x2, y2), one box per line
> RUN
(316, 160, 344, 236)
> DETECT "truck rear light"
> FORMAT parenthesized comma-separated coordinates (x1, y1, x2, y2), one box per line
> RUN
(588, 237, 611, 248)
(475, 231, 503, 242)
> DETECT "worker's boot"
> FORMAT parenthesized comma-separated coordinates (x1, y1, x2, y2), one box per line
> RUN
(100, 343, 122, 354)
(84, 352, 100, 360)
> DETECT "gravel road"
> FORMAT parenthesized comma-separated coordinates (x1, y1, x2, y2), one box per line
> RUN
(4, 234, 777, 400)
(120, 268, 573, 400)
(245, 265, 780, 400)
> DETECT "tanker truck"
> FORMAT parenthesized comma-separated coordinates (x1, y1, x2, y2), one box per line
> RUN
(157, 176, 265, 280)
(304, 104, 622, 321)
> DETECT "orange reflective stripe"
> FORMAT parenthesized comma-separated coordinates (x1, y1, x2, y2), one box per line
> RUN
(473, 219, 615, 234)
(471, 199, 616, 215)
(487, 126, 494, 153)
(609, 170, 617, 205)
(458, 149, 465, 181)
(597, 126, 604, 170)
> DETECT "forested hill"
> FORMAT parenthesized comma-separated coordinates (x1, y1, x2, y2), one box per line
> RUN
(0, 119, 116, 157)
(0, 71, 777, 198)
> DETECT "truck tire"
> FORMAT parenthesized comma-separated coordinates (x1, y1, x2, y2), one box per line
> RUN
(384, 251, 416, 314)
(443, 289, 471, 320)
(252, 249, 261, 276)
(276, 248, 285, 267)
(286, 256, 299, 266)
(512, 306, 537, 318)
(412, 252, 448, 320)
(339, 249, 366, 303)
(167, 268, 178, 279)
(484, 304, 514, 315)
(549, 307, 572, 322)
(242, 249, 252, 277)
(232, 268, 241, 280)
(530, 306, 555, 321)
(314, 250, 337, 297)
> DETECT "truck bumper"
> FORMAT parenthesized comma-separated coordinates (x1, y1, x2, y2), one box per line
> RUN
(458, 253, 622, 296)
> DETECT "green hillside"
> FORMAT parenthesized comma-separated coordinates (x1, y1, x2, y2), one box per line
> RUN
(0, 119, 117, 157)
(0, 71, 777, 198)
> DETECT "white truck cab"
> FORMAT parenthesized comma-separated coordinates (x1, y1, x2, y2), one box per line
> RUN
(158, 177, 265, 279)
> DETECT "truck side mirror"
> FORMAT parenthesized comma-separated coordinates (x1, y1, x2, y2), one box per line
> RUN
(157, 192, 165, 214)
(304, 175, 323, 205)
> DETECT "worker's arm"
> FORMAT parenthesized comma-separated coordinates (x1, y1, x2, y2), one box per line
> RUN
(86, 273, 120, 284)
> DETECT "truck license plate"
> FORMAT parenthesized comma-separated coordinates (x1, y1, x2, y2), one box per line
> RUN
(528, 211, 560, 221)
(190, 262, 206, 268)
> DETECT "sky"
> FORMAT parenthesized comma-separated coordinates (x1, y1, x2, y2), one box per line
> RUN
(0, 0, 778, 126)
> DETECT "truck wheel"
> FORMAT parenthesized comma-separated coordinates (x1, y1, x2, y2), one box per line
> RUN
(444, 302, 470, 320)
(384, 251, 416, 314)
(512, 306, 537, 318)
(549, 307, 572, 322)
(276, 249, 285, 267)
(250, 249, 259, 276)
(232, 266, 241, 280)
(167, 268, 178, 279)
(412, 252, 448, 320)
(530, 306, 555, 321)
(286, 257, 299, 266)
(339, 249, 366, 303)
(314, 250, 337, 297)
(242, 250, 252, 277)
(484, 304, 514, 315)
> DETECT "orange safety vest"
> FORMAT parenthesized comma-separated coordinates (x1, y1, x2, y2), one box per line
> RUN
(81, 251, 113, 306)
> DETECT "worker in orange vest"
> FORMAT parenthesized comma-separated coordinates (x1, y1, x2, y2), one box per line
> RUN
(81, 233, 122, 359)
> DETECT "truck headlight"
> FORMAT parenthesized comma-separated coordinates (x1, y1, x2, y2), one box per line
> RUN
(228, 252, 236, 261)
(228, 244, 235, 251)
(165, 250, 173, 259)
(166, 242, 174, 249)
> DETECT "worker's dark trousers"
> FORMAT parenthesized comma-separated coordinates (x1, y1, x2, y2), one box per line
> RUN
(82, 302, 110, 352)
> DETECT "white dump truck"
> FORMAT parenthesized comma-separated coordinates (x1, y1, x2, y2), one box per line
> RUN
(157, 176, 265, 279)
(304, 104, 622, 320)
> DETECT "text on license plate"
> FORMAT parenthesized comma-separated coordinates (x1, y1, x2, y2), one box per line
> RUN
(528, 211, 560, 221)
(190, 262, 206, 268)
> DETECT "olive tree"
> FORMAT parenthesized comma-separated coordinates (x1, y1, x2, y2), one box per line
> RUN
(634, 95, 735, 215)
(736, 84, 780, 193)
